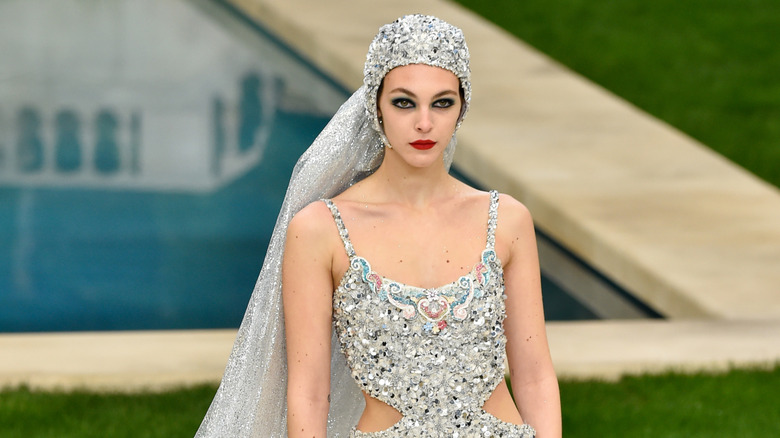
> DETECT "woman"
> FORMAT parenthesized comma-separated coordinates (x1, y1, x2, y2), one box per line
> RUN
(197, 15, 560, 438)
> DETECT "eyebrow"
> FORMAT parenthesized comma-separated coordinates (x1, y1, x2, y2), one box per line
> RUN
(388, 87, 458, 99)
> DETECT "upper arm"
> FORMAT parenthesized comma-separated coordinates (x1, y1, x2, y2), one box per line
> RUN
(497, 195, 555, 385)
(283, 201, 339, 401)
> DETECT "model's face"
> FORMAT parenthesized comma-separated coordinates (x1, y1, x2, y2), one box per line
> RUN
(377, 64, 462, 167)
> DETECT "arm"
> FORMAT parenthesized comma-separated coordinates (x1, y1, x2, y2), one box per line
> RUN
(283, 203, 337, 438)
(499, 195, 562, 438)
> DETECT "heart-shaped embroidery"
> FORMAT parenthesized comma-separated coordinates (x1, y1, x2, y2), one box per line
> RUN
(417, 295, 449, 321)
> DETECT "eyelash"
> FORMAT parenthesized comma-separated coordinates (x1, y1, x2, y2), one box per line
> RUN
(433, 98, 456, 108)
(391, 98, 414, 109)
(391, 98, 456, 109)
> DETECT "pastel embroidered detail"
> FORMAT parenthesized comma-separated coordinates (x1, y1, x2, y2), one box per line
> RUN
(350, 249, 496, 329)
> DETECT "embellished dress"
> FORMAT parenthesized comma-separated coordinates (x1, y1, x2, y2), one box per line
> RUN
(324, 191, 536, 438)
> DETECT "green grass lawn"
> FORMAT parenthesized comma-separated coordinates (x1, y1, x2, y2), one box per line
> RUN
(454, 0, 780, 188)
(558, 367, 779, 437)
(0, 384, 217, 438)
(2, 366, 777, 437)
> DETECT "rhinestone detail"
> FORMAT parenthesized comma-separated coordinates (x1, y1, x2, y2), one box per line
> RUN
(325, 192, 536, 437)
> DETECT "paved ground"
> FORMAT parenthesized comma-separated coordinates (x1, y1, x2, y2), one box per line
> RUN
(1, 0, 779, 391)
(0, 330, 235, 392)
(2, 320, 778, 392)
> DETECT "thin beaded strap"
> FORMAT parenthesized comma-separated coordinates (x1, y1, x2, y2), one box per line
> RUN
(486, 190, 499, 250)
(322, 199, 356, 258)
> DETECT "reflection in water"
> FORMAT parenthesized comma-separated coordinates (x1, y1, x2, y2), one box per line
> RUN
(16, 107, 44, 173)
(55, 109, 82, 173)
(239, 73, 263, 153)
(0, 0, 344, 193)
(129, 112, 141, 175)
(94, 109, 120, 174)
(3, 79, 282, 187)
(212, 97, 226, 177)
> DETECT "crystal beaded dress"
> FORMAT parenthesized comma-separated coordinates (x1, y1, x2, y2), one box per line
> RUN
(324, 191, 536, 438)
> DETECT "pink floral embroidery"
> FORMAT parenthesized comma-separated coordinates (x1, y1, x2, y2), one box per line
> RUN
(475, 262, 487, 284)
(367, 273, 382, 291)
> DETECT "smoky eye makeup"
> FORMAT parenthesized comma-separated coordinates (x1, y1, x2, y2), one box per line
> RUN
(433, 98, 456, 108)
(390, 97, 457, 109)
(391, 97, 415, 108)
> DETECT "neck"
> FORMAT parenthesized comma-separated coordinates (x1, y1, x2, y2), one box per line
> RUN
(368, 151, 458, 208)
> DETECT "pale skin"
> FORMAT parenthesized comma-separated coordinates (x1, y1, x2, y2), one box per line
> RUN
(283, 64, 561, 437)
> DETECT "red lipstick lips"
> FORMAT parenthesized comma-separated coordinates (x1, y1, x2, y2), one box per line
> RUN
(410, 140, 436, 150)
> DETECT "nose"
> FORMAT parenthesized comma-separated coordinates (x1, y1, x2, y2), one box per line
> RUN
(415, 107, 432, 133)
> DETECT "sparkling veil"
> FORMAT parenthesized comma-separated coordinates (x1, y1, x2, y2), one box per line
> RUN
(195, 85, 457, 437)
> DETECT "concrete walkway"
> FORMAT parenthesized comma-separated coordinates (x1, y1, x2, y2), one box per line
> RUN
(2, 321, 778, 391)
(0, 330, 235, 392)
(2, 0, 779, 391)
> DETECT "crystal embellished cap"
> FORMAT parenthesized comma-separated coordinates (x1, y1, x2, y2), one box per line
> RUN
(363, 14, 471, 134)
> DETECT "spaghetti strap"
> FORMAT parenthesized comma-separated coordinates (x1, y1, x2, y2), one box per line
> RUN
(322, 199, 356, 258)
(486, 190, 499, 250)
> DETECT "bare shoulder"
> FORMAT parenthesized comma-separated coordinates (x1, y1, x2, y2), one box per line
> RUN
(495, 193, 536, 262)
(286, 200, 338, 245)
(496, 193, 533, 230)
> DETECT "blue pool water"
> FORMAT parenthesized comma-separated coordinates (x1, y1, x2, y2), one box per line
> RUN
(0, 0, 348, 331)
(0, 110, 331, 331)
(0, 0, 630, 332)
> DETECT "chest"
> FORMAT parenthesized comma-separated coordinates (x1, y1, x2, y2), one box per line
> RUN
(336, 220, 492, 289)
(334, 250, 505, 337)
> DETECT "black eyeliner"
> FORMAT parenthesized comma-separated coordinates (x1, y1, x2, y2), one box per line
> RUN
(391, 97, 415, 108)
(434, 98, 456, 108)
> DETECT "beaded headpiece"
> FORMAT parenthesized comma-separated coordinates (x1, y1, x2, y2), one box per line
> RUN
(364, 14, 472, 137)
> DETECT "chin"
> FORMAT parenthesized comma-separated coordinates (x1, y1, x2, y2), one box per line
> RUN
(404, 156, 445, 169)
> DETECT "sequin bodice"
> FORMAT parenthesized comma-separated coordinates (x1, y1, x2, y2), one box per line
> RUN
(325, 191, 535, 437)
